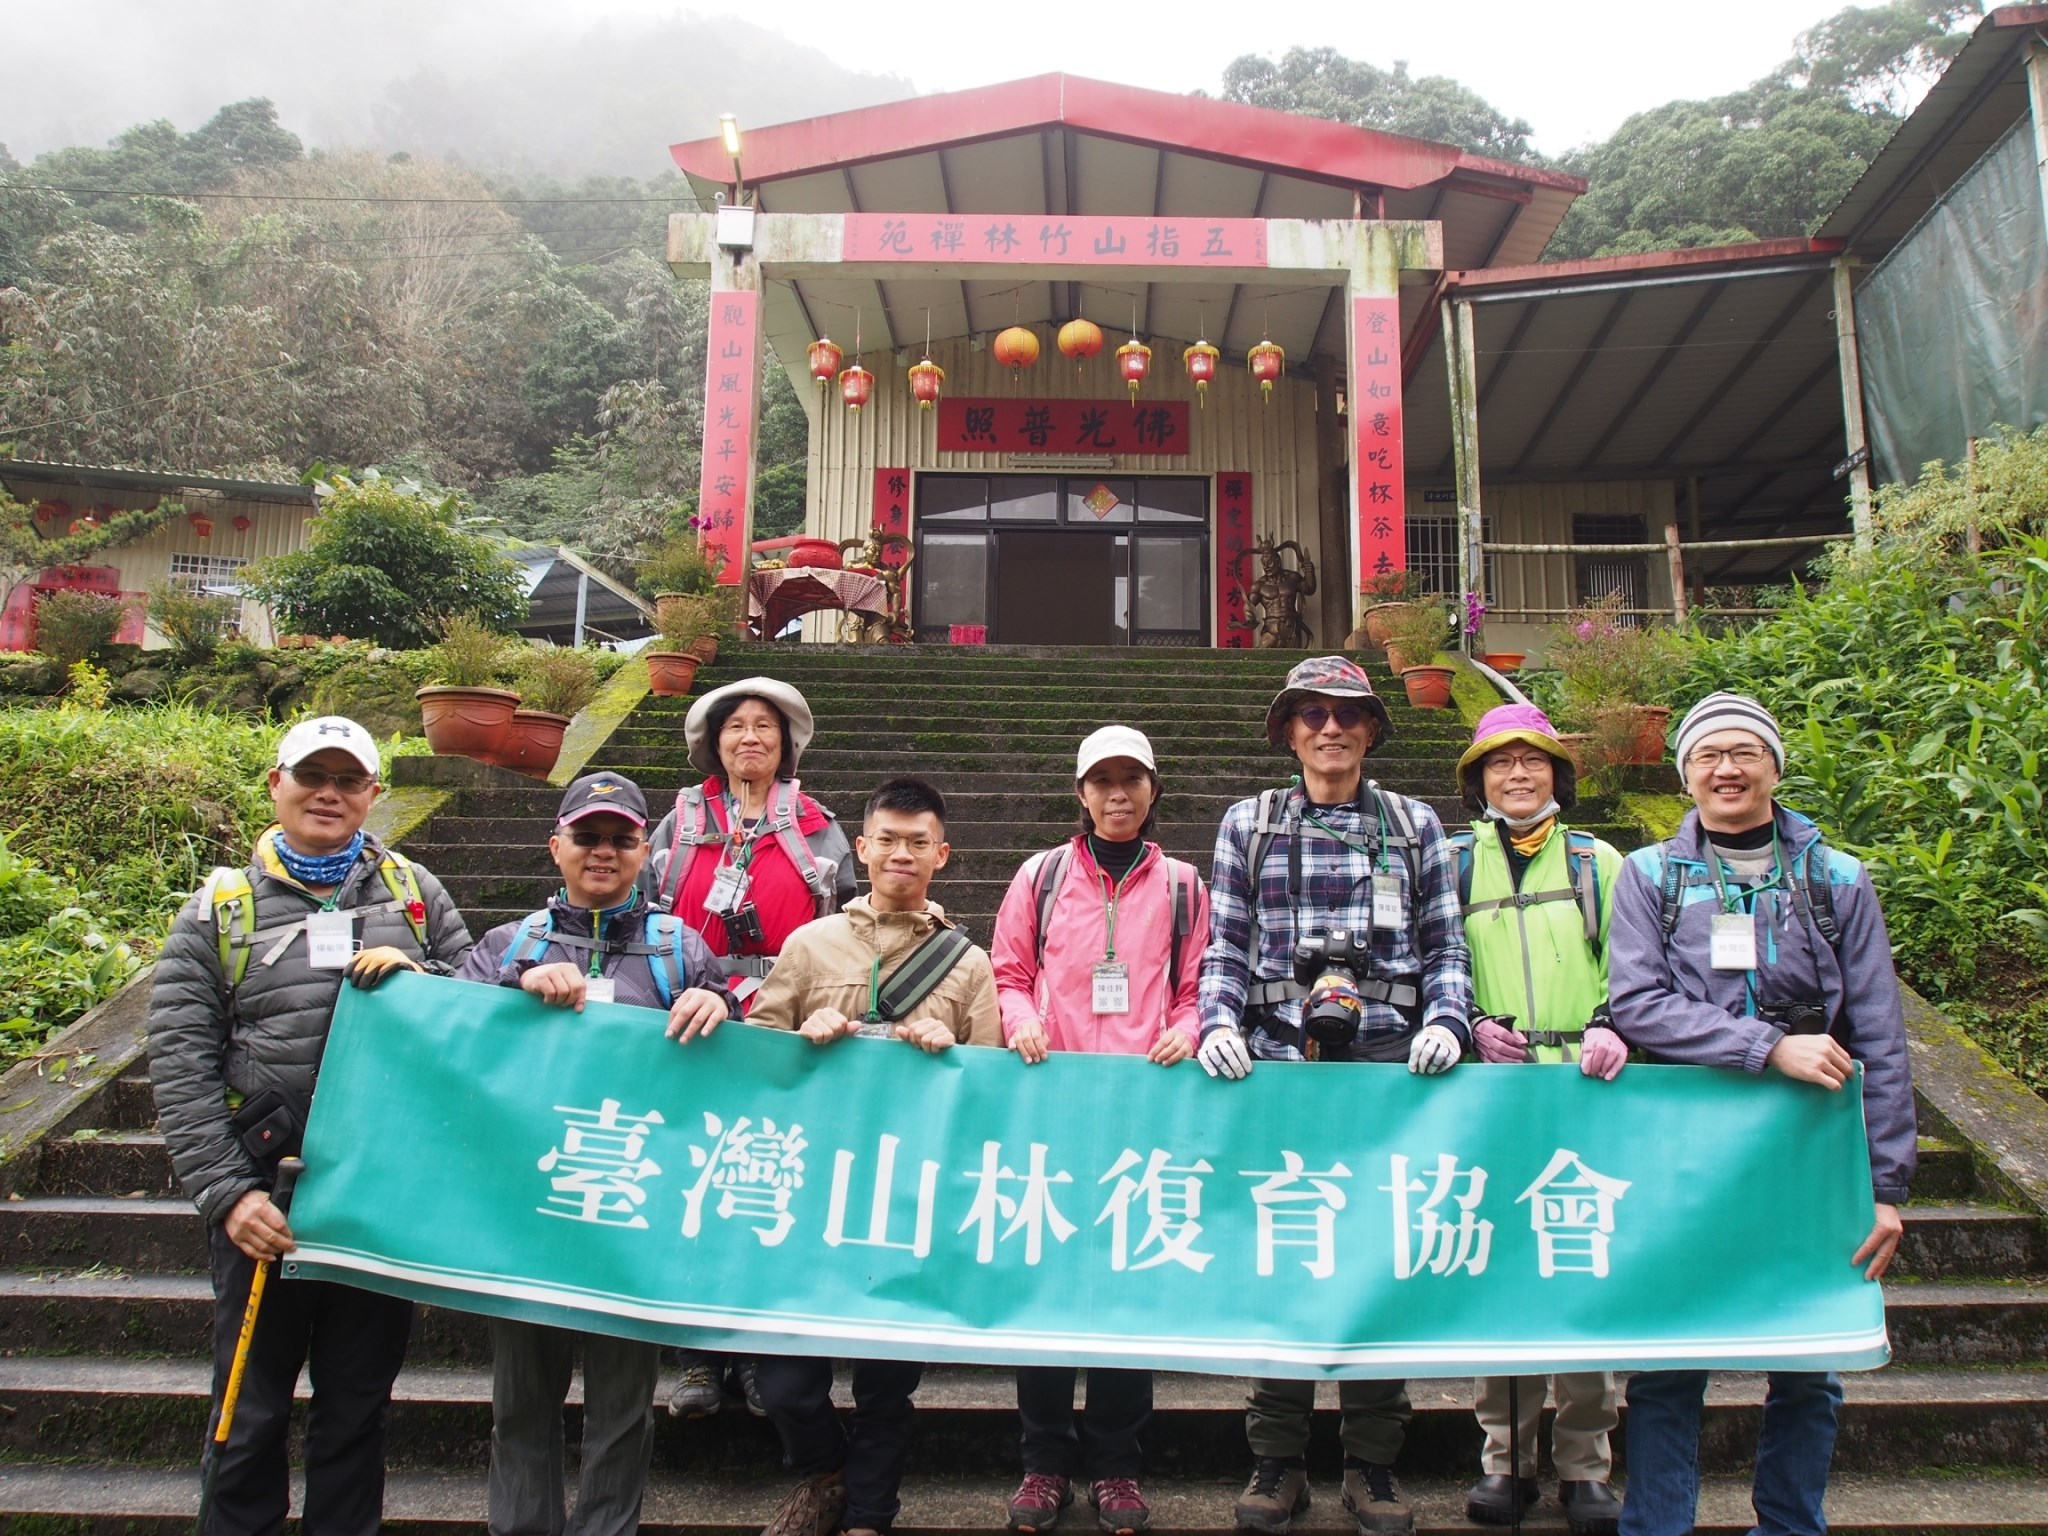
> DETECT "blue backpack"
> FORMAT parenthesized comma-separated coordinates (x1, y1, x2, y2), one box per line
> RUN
(500, 907, 694, 1006)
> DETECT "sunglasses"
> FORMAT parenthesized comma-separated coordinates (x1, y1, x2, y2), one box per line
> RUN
(1295, 702, 1367, 731)
(563, 829, 645, 850)
(285, 764, 376, 794)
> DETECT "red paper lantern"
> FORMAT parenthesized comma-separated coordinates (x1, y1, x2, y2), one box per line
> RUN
(232, 514, 252, 532)
(839, 363, 874, 411)
(1116, 338, 1152, 404)
(992, 325, 1040, 376)
(1183, 339, 1221, 407)
(35, 499, 68, 525)
(807, 337, 843, 387)
(1248, 338, 1286, 403)
(1057, 318, 1104, 363)
(908, 356, 945, 410)
(189, 511, 214, 539)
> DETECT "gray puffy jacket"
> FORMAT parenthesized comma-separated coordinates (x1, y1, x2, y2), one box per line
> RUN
(147, 835, 473, 1224)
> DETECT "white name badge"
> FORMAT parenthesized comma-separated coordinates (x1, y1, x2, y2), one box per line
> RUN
(582, 975, 616, 1006)
(304, 910, 354, 971)
(1711, 911, 1759, 971)
(1092, 961, 1131, 1014)
(1372, 875, 1404, 930)
(705, 865, 745, 915)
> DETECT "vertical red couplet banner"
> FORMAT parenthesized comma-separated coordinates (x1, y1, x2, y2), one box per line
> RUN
(1350, 297, 1406, 584)
(870, 468, 909, 560)
(697, 290, 758, 583)
(1216, 472, 1256, 649)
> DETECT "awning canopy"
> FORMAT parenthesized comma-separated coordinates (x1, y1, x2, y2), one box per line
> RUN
(507, 546, 654, 645)
(671, 73, 1583, 375)
(1410, 241, 1856, 581)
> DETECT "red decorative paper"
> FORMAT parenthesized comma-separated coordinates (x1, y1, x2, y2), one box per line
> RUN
(696, 290, 758, 584)
(936, 398, 1189, 456)
(844, 215, 1267, 268)
(1216, 472, 1256, 649)
(1350, 297, 1406, 585)
(870, 468, 910, 568)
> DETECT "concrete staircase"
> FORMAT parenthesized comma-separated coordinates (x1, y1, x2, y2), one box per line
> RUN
(2, 643, 2045, 1533)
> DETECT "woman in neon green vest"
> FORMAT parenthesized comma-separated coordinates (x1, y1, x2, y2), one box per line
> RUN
(1453, 703, 1628, 1536)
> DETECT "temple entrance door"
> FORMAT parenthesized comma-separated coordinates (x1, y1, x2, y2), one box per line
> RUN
(995, 531, 1117, 645)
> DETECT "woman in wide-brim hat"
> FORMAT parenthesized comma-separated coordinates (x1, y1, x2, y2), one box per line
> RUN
(1452, 702, 1629, 1533)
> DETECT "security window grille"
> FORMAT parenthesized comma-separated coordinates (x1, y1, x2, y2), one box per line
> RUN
(166, 554, 249, 634)
(1405, 514, 1495, 596)
(1572, 514, 1648, 624)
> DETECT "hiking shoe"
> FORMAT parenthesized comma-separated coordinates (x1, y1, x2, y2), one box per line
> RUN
(1090, 1477, 1151, 1536)
(1559, 1480, 1622, 1536)
(1465, 1474, 1540, 1526)
(1234, 1458, 1309, 1534)
(761, 1470, 846, 1536)
(1008, 1473, 1074, 1533)
(666, 1358, 723, 1419)
(1340, 1462, 1413, 1536)
(731, 1359, 767, 1417)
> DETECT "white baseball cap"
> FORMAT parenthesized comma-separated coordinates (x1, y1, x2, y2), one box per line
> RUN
(276, 716, 380, 777)
(1076, 725, 1157, 780)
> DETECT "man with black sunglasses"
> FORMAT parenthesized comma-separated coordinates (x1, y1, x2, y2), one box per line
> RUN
(455, 770, 731, 1536)
(148, 715, 475, 1536)
(1194, 656, 1473, 1536)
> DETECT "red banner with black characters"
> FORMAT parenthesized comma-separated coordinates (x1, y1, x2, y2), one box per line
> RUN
(1350, 297, 1406, 583)
(871, 467, 910, 569)
(936, 399, 1190, 457)
(696, 290, 758, 583)
(1216, 472, 1256, 649)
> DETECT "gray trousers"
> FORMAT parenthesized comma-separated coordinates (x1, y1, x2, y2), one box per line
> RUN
(487, 1318, 662, 1536)
(1245, 1378, 1412, 1466)
(1473, 1373, 1616, 1481)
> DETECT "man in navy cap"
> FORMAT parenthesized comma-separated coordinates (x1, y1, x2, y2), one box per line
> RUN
(457, 770, 732, 1536)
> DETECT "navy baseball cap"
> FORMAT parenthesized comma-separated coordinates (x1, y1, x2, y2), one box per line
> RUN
(555, 772, 649, 826)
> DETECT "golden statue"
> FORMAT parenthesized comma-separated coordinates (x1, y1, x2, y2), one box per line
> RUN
(837, 532, 916, 644)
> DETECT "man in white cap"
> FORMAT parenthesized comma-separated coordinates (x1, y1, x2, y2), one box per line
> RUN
(148, 716, 474, 1536)
(1194, 656, 1473, 1536)
(1607, 691, 1914, 1536)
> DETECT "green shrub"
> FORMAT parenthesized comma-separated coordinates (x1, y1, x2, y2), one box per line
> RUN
(0, 832, 141, 1061)
(635, 535, 722, 598)
(34, 590, 132, 667)
(147, 583, 238, 666)
(424, 613, 516, 688)
(510, 644, 601, 716)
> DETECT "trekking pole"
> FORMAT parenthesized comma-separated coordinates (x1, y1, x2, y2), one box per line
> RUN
(195, 1156, 304, 1536)
(1508, 1376, 1522, 1536)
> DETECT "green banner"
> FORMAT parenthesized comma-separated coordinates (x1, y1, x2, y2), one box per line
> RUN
(285, 973, 1889, 1377)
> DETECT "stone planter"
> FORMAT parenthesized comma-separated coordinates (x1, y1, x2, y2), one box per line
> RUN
(645, 650, 701, 697)
(416, 685, 520, 760)
(1401, 664, 1456, 709)
(495, 709, 571, 779)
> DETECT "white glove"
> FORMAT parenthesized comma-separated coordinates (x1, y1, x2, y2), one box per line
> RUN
(1407, 1023, 1462, 1075)
(1196, 1028, 1253, 1080)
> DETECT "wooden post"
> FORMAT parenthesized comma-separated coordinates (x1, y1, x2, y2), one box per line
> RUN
(1445, 298, 1483, 655)
(1314, 368, 1351, 647)
(1831, 257, 1874, 546)
(1665, 523, 1688, 628)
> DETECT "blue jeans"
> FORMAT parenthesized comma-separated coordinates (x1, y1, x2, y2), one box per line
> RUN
(1619, 1370, 1843, 1536)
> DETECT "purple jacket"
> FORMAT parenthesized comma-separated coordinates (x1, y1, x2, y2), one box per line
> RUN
(1608, 804, 1915, 1204)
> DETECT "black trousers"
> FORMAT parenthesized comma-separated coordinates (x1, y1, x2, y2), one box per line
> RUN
(754, 1355, 924, 1533)
(1016, 1366, 1152, 1482)
(204, 1223, 414, 1536)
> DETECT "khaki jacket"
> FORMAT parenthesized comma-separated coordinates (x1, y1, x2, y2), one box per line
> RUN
(749, 895, 1002, 1046)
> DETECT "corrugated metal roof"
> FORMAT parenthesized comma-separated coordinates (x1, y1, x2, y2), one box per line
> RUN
(0, 459, 314, 505)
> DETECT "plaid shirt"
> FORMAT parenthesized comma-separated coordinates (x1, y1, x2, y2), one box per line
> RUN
(1197, 782, 1472, 1059)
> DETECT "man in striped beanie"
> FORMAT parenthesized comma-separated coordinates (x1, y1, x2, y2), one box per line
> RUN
(1606, 692, 1914, 1536)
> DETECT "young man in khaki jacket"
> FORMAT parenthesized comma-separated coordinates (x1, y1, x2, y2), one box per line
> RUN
(670, 775, 1000, 1536)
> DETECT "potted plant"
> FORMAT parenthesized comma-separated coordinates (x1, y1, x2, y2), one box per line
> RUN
(1379, 600, 1451, 675)
(1544, 592, 1690, 763)
(646, 594, 714, 696)
(686, 585, 741, 663)
(1352, 569, 1425, 649)
(637, 535, 724, 632)
(416, 613, 520, 759)
(495, 645, 601, 778)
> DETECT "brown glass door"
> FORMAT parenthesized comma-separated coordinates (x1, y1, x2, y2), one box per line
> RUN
(995, 531, 1116, 644)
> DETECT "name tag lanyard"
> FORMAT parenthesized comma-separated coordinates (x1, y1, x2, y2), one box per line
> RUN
(1092, 857, 1131, 1015)
(1294, 797, 1389, 948)
(1703, 835, 1787, 1007)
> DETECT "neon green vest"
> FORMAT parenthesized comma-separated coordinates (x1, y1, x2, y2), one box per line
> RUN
(1461, 822, 1623, 1063)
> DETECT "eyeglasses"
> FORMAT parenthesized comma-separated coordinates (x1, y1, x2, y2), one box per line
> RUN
(1687, 745, 1771, 770)
(1295, 702, 1366, 732)
(564, 829, 645, 850)
(1483, 752, 1555, 774)
(866, 833, 937, 855)
(286, 765, 375, 795)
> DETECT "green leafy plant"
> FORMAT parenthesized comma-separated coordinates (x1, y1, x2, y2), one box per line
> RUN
(1380, 600, 1452, 664)
(510, 644, 601, 717)
(636, 535, 723, 599)
(33, 591, 131, 668)
(423, 612, 515, 689)
(147, 584, 238, 666)
(1358, 568, 1424, 604)
(1543, 591, 1690, 728)
(654, 593, 719, 649)
(0, 832, 141, 1061)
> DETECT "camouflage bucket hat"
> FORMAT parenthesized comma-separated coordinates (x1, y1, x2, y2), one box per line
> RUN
(1264, 654, 1392, 748)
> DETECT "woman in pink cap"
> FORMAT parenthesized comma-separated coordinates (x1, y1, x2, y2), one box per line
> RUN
(988, 725, 1211, 1536)
(1451, 703, 1628, 1535)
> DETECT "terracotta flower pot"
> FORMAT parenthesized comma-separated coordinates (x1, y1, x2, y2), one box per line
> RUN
(495, 709, 571, 778)
(686, 633, 719, 664)
(1481, 651, 1526, 671)
(1598, 703, 1674, 765)
(654, 593, 690, 630)
(645, 650, 701, 697)
(1360, 602, 1417, 649)
(1401, 664, 1457, 709)
(416, 685, 520, 760)
(1383, 645, 1416, 675)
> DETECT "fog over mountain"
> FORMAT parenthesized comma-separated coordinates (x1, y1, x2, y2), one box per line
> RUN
(7, 1, 912, 177)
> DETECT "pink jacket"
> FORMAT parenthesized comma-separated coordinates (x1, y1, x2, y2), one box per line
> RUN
(991, 837, 1210, 1056)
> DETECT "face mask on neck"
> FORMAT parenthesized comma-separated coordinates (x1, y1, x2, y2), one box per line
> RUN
(1483, 797, 1561, 834)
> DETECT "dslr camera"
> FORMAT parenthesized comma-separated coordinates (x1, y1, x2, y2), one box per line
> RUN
(1758, 998, 1834, 1037)
(1292, 929, 1375, 1050)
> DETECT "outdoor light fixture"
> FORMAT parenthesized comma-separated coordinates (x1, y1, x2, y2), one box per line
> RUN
(713, 113, 755, 247)
(719, 113, 743, 178)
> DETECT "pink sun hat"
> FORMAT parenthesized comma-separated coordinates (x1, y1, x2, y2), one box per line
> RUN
(1456, 703, 1570, 775)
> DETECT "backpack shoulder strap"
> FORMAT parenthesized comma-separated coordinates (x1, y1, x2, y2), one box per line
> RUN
(503, 910, 556, 974)
(1791, 840, 1843, 952)
(1241, 787, 1293, 968)
(1565, 830, 1602, 951)
(1028, 844, 1074, 970)
(1367, 782, 1424, 937)
(1448, 831, 1476, 912)
(643, 913, 687, 1006)
(201, 866, 257, 990)
(768, 779, 833, 917)
(1166, 858, 1196, 998)
(659, 786, 713, 910)
(873, 926, 976, 1022)
(374, 848, 429, 950)
(1655, 840, 1686, 941)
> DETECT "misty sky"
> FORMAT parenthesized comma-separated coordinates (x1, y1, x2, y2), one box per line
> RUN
(10, 0, 1889, 165)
